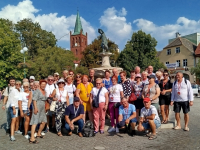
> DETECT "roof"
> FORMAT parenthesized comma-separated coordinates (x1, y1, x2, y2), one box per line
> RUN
(195, 43, 200, 55)
(72, 11, 84, 35)
(156, 51, 161, 57)
(164, 37, 197, 53)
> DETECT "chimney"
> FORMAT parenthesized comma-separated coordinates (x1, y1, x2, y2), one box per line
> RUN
(176, 32, 181, 38)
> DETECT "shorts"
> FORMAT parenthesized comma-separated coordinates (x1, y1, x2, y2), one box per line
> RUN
(159, 95, 171, 105)
(142, 119, 161, 129)
(22, 110, 30, 116)
(9, 107, 19, 118)
(117, 118, 137, 128)
(173, 101, 190, 114)
(82, 101, 91, 112)
(134, 98, 144, 109)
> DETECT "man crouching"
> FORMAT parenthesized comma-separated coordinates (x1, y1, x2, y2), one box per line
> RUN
(137, 98, 161, 140)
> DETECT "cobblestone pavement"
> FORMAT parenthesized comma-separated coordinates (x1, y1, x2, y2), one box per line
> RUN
(0, 99, 200, 150)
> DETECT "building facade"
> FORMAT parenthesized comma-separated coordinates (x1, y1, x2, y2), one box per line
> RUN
(70, 11, 87, 60)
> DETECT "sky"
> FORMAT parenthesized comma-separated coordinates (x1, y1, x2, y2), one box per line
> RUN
(0, 0, 200, 51)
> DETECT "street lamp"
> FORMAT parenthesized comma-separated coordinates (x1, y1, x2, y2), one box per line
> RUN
(20, 47, 28, 78)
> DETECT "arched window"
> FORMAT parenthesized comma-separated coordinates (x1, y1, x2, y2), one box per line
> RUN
(76, 49, 78, 55)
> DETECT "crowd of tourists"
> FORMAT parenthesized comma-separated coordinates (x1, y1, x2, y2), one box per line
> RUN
(1, 65, 194, 143)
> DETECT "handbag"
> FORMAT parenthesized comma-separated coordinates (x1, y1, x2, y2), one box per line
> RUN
(92, 87, 102, 108)
(129, 86, 137, 102)
(50, 101, 56, 111)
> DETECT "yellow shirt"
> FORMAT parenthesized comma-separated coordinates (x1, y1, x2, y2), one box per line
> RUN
(77, 83, 93, 102)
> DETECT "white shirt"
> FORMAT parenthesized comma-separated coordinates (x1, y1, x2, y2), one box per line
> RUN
(45, 84, 58, 97)
(91, 87, 108, 103)
(140, 105, 160, 122)
(19, 92, 30, 110)
(171, 78, 194, 102)
(4, 86, 16, 108)
(142, 78, 149, 85)
(109, 84, 123, 102)
(55, 89, 68, 103)
(10, 89, 21, 108)
(64, 84, 76, 98)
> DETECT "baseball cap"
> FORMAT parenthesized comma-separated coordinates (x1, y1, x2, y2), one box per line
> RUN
(54, 72, 59, 76)
(74, 97, 80, 102)
(147, 75, 156, 79)
(29, 76, 35, 80)
(135, 74, 141, 78)
(143, 97, 151, 103)
(57, 79, 65, 84)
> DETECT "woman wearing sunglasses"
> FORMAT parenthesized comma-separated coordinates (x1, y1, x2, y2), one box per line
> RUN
(18, 82, 32, 140)
(159, 70, 172, 124)
(74, 74, 82, 87)
(51, 79, 69, 136)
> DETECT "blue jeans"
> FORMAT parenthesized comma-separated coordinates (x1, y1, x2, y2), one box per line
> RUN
(65, 119, 84, 133)
(142, 119, 161, 129)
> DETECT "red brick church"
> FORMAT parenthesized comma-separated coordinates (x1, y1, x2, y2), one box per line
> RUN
(70, 11, 87, 62)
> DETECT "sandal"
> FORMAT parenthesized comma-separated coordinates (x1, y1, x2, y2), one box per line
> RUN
(161, 120, 165, 124)
(145, 133, 152, 137)
(148, 134, 157, 140)
(29, 139, 38, 144)
(164, 120, 168, 124)
(36, 135, 44, 138)
(57, 133, 63, 137)
(184, 127, 189, 131)
(173, 126, 181, 130)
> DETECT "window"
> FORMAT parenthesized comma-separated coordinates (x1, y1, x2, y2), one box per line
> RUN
(76, 49, 78, 55)
(176, 47, 180, 53)
(176, 60, 180, 67)
(166, 62, 169, 64)
(167, 49, 171, 55)
(183, 59, 187, 67)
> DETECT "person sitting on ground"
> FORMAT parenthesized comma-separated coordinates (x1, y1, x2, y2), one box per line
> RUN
(117, 97, 137, 136)
(137, 97, 161, 140)
(64, 97, 84, 137)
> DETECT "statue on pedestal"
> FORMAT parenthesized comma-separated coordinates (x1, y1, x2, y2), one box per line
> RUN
(98, 29, 108, 52)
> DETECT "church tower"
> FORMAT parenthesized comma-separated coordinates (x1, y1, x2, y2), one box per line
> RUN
(70, 11, 87, 60)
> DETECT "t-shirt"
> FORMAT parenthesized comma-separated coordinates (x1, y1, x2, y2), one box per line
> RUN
(3, 86, 15, 108)
(119, 104, 136, 121)
(19, 92, 30, 110)
(143, 83, 160, 103)
(45, 84, 57, 97)
(142, 79, 149, 85)
(140, 105, 160, 122)
(64, 84, 76, 98)
(64, 104, 84, 120)
(10, 89, 21, 108)
(109, 84, 123, 102)
(55, 89, 68, 103)
(91, 87, 108, 103)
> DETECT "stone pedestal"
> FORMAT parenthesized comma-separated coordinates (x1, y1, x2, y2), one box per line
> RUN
(99, 52, 112, 67)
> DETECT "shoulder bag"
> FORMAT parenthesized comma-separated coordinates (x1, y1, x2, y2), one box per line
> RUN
(92, 87, 102, 108)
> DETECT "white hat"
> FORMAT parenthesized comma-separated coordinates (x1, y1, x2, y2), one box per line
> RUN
(57, 79, 65, 85)
(29, 76, 35, 80)
(54, 72, 59, 76)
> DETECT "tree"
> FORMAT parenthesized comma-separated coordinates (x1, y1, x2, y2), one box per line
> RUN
(0, 19, 24, 88)
(15, 18, 57, 59)
(117, 30, 166, 76)
(27, 47, 76, 79)
(80, 38, 119, 69)
(191, 61, 200, 79)
(75, 66, 89, 75)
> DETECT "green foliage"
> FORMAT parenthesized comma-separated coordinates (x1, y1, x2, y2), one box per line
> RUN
(117, 30, 166, 76)
(75, 66, 89, 75)
(15, 18, 57, 59)
(27, 47, 76, 80)
(191, 61, 200, 79)
(0, 19, 24, 88)
(80, 38, 119, 69)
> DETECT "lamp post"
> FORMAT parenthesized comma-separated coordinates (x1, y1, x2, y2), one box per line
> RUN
(20, 47, 28, 78)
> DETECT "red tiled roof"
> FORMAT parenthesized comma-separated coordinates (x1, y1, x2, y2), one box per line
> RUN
(195, 43, 200, 55)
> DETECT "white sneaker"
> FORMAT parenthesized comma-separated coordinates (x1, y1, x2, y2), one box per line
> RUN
(115, 127, 119, 133)
(24, 134, 30, 140)
(15, 130, 22, 134)
(41, 132, 45, 136)
(108, 127, 116, 132)
(10, 136, 16, 141)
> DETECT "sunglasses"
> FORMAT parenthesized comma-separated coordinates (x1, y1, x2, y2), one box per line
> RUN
(58, 82, 65, 84)
(48, 79, 54, 81)
(16, 84, 21, 85)
(163, 74, 168, 76)
(96, 83, 101, 85)
(23, 86, 29, 88)
(76, 76, 81, 78)
(69, 74, 74, 75)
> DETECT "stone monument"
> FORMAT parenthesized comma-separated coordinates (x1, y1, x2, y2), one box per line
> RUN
(93, 29, 123, 78)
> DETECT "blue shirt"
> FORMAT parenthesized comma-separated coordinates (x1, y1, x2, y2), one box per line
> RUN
(64, 104, 84, 120)
(103, 78, 113, 90)
(119, 104, 136, 121)
(118, 75, 121, 83)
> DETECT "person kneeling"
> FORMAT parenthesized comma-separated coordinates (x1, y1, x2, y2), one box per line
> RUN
(117, 97, 137, 136)
(137, 98, 161, 140)
(65, 97, 84, 137)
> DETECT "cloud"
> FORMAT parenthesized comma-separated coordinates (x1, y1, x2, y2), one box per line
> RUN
(0, 0, 96, 47)
(99, 7, 132, 49)
(133, 17, 200, 50)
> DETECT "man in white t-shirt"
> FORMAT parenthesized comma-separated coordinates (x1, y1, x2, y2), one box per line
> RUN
(45, 75, 58, 132)
(137, 97, 161, 140)
(2, 77, 16, 135)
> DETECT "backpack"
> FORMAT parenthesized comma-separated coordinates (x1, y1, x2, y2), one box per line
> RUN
(82, 120, 95, 137)
(174, 78, 187, 86)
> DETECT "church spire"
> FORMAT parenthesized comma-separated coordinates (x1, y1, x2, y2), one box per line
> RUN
(73, 10, 84, 35)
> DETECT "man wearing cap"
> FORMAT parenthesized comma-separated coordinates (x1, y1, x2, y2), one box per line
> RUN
(137, 97, 161, 140)
(64, 97, 84, 137)
(29, 76, 35, 83)
(117, 97, 137, 136)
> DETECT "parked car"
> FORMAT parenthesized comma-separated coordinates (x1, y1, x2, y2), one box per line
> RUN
(192, 84, 199, 97)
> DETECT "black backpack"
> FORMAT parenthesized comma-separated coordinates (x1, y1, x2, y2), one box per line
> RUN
(82, 120, 95, 137)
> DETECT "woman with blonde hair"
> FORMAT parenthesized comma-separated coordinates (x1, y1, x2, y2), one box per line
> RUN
(65, 75, 76, 105)
(155, 71, 163, 84)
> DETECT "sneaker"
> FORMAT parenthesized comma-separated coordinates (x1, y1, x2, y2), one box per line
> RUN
(41, 132, 45, 136)
(15, 130, 23, 135)
(115, 127, 119, 133)
(100, 130, 104, 134)
(94, 131, 98, 134)
(10, 136, 16, 141)
(108, 127, 116, 133)
(24, 134, 30, 140)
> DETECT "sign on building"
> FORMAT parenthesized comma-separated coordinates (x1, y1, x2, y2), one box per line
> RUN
(166, 63, 177, 68)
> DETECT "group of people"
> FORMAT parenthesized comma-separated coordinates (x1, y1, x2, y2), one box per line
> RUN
(1, 65, 194, 143)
